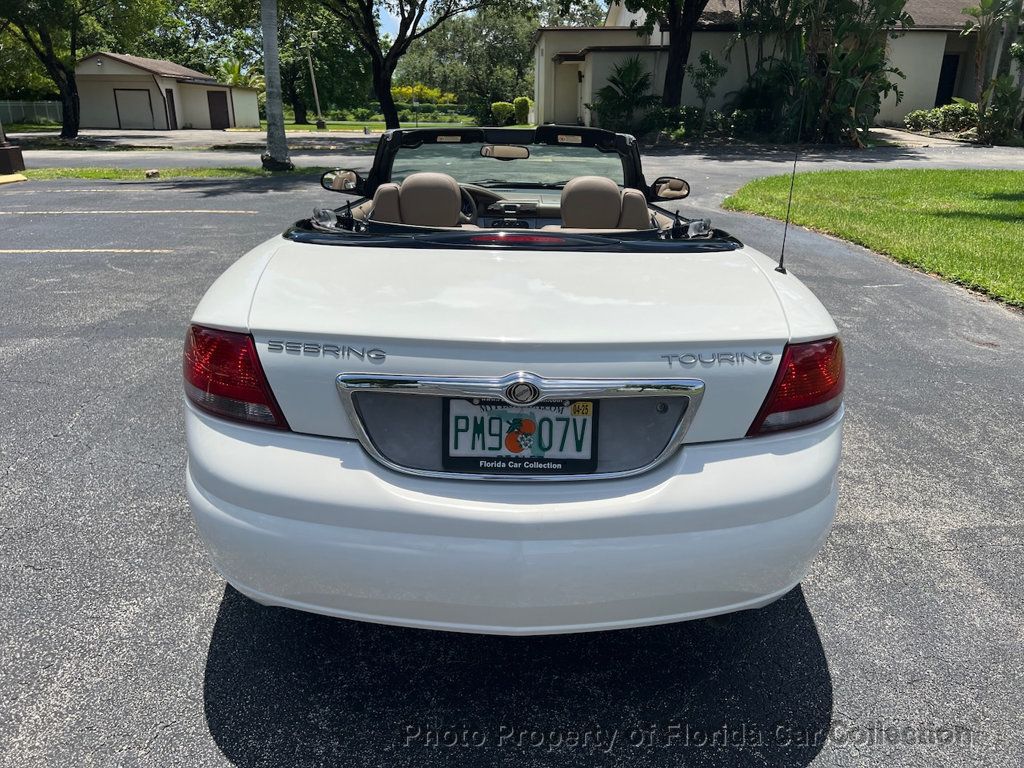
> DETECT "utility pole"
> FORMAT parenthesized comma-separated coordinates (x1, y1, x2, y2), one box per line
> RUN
(307, 31, 326, 130)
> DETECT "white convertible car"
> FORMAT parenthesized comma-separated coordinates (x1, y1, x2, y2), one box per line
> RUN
(184, 126, 844, 635)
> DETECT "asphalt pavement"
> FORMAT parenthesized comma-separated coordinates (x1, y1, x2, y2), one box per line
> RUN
(0, 154, 1022, 767)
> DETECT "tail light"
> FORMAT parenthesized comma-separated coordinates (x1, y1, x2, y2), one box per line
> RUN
(183, 325, 289, 429)
(747, 337, 844, 435)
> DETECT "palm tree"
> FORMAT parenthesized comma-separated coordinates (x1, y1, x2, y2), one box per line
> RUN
(218, 57, 265, 91)
(260, 0, 292, 170)
(961, 0, 1011, 100)
(587, 56, 660, 134)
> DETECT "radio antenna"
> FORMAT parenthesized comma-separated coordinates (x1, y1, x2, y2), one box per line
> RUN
(777, 95, 807, 275)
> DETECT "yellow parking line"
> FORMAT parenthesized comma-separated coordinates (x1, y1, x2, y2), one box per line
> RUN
(0, 248, 174, 254)
(0, 209, 258, 215)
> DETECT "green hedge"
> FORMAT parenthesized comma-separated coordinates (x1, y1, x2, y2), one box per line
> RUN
(491, 101, 515, 125)
(904, 101, 978, 133)
(513, 96, 532, 124)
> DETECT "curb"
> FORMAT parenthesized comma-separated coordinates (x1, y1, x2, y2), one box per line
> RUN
(0, 173, 28, 185)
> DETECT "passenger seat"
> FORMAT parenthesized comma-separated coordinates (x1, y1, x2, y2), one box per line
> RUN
(552, 176, 652, 230)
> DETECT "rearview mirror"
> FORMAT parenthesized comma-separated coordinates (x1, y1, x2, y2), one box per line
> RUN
(652, 176, 690, 201)
(321, 169, 365, 194)
(480, 144, 530, 161)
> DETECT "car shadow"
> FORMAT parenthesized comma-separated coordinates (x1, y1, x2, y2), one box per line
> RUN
(203, 585, 832, 767)
(112, 174, 332, 199)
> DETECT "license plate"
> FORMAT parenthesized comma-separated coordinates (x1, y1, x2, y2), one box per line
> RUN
(442, 399, 599, 475)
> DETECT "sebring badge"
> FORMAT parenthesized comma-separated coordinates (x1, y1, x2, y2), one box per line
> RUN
(504, 380, 542, 406)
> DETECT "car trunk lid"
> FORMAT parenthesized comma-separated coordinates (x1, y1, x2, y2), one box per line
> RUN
(249, 240, 790, 447)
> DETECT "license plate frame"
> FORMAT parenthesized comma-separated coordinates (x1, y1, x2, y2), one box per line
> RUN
(442, 398, 600, 476)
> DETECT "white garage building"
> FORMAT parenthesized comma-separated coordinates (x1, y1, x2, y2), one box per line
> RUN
(76, 52, 260, 131)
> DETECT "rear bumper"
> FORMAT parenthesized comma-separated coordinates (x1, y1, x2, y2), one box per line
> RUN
(186, 403, 842, 635)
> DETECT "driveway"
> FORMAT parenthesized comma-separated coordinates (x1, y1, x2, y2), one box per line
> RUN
(1, 168, 1022, 766)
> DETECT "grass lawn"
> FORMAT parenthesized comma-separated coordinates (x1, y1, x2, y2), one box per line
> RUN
(23, 166, 325, 181)
(3, 122, 62, 133)
(724, 169, 1024, 307)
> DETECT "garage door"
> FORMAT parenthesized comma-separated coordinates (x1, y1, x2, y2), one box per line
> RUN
(114, 89, 155, 130)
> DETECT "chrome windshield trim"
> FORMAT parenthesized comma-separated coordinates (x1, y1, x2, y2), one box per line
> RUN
(336, 371, 705, 482)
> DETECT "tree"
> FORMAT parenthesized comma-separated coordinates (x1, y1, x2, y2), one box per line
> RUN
(260, 0, 292, 168)
(276, 3, 371, 124)
(539, 0, 605, 25)
(394, 4, 535, 121)
(218, 56, 265, 88)
(606, 0, 712, 108)
(962, 0, 1011, 100)
(731, 0, 913, 146)
(0, 0, 166, 138)
(994, 0, 1023, 78)
(0, 27, 59, 100)
(685, 49, 725, 137)
(318, 0, 498, 128)
(137, 0, 370, 125)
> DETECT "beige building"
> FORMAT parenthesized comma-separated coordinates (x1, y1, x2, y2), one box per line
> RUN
(534, 0, 986, 127)
(76, 53, 260, 131)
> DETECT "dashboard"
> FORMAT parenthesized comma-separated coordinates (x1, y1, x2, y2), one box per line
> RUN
(461, 185, 563, 229)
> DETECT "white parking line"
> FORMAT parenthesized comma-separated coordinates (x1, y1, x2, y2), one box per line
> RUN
(0, 189, 121, 194)
(0, 248, 174, 254)
(0, 209, 258, 215)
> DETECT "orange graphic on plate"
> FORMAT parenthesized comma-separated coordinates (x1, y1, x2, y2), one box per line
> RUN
(504, 417, 536, 453)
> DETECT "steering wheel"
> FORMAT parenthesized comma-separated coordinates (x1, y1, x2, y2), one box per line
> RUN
(459, 186, 478, 225)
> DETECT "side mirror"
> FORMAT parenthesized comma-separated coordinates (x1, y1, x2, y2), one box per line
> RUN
(321, 169, 365, 194)
(651, 176, 690, 201)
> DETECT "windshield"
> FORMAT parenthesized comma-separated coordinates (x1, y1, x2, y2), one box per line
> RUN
(389, 142, 626, 188)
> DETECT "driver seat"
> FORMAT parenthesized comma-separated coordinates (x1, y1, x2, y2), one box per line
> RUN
(369, 172, 466, 227)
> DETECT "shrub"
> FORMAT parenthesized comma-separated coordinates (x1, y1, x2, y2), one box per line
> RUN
(513, 96, 532, 125)
(979, 75, 1021, 144)
(937, 100, 977, 132)
(677, 106, 703, 133)
(686, 50, 728, 137)
(391, 83, 444, 104)
(904, 109, 930, 131)
(904, 102, 978, 134)
(586, 55, 659, 135)
(491, 101, 515, 125)
(639, 106, 682, 134)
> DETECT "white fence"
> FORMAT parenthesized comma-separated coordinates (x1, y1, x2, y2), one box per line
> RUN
(0, 100, 62, 124)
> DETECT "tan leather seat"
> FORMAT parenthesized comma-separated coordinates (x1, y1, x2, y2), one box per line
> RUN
(557, 176, 652, 230)
(369, 172, 464, 227)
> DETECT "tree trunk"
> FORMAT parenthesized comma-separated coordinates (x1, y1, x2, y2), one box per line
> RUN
(372, 58, 400, 129)
(260, 0, 292, 170)
(292, 97, 309, 125)
(57, 69, 80, 139)
(662, 34, 691, 108)
(14, 23, 81, 139)
(996, 0, 1023, 77)
(660, 0, 706, 108)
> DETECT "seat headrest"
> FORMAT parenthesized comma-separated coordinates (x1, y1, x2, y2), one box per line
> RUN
(560, 176, 623, 229)
(399, 172, 462, 227)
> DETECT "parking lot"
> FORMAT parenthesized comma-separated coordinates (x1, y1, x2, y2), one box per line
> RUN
(1, 169, 1022, 767)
